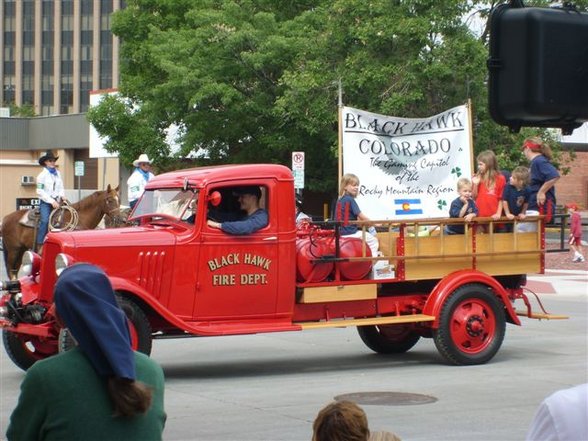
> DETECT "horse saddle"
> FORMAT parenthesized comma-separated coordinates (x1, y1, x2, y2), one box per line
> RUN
(19, 208, 41, 228)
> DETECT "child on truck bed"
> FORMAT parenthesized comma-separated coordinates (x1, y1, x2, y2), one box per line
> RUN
(446, 177, 478, 234)
(472, 150, 506, 221)
(336, 173, 379, 257)
(502, 166, 531, 232)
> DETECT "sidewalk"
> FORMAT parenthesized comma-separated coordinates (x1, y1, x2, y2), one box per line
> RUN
(526, 250, 588, 296)
(545, 249, 588, 271)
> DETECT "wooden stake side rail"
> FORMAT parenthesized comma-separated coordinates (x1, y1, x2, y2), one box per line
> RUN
(335, 249, 543, 262)
(306, 217, 544, 281)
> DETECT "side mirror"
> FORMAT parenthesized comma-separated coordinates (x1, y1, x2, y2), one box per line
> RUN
(207, 191, 222, 207)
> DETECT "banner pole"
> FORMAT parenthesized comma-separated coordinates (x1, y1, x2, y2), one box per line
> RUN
(338, 79, 343, 184)
(467, 98, 475, 173)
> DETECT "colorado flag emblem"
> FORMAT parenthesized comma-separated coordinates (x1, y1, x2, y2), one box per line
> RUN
(394, 199, 423, 216)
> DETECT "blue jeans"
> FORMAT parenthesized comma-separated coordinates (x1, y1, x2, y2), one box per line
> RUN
(37, 201, 52, 245)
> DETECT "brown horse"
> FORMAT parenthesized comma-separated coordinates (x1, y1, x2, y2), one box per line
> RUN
(1, 185, 121, 279)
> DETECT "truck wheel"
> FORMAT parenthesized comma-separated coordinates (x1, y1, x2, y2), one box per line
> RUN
(2, 330, 57, 371)
(357, 325, 420, 353)
(116, 295, 153, 356)
(433, 284, 506, 365)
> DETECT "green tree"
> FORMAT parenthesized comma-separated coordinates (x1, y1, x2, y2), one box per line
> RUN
(87, 0, 577, 191)
(5, 103, 36, 117)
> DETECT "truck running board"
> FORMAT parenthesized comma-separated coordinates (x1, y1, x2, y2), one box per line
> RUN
(298, 314, 435, 330)
(514, 310, 569, 320)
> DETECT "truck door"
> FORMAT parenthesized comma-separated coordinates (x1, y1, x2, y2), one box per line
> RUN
(195, 183, 280, 320)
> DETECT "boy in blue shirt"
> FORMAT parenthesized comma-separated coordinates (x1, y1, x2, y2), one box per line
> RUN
(502, 166, 531, 232)
(446, 177, 478, 234)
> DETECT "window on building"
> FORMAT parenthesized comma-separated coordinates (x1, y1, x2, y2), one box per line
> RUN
(62, 12, 73, 31)
(62, 30, 74, 45)
(3, 76, 16, 103)
(61, 0, 74, 15)
(41, 75, 54, 89)
(23, 61, 34, 75)
(22, 90, 34, 105)
(23, 46, 34, 61)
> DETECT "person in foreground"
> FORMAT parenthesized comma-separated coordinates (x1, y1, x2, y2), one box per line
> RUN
(526, 383, 588, 441)
(312, 400, 371, 441)
(6, 263, 166, 441)
(312, 400, 402, 441)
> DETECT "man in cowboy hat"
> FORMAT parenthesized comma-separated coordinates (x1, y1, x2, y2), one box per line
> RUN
(36, 150, 66, 253)
(127, 154, 155, 209)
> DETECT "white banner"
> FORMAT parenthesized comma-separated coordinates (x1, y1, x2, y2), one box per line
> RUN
(342, 104, 473, 220)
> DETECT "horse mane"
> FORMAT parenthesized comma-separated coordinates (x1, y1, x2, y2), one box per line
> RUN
(73, 190, 104, 212)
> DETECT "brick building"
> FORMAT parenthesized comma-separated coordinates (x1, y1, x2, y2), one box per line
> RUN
(559, 144, 588, 210)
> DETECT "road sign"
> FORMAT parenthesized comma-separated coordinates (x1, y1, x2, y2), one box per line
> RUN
(74, 161, 85, 177)
(293, 170, 305, 189)
(292, 152, 305, 170)
(292, 152, 305, 189)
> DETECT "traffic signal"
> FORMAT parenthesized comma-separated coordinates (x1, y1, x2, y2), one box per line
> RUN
(487, 2, 588, 135)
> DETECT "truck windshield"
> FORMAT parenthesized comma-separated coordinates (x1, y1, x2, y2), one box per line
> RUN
(132, 189, 199, 222)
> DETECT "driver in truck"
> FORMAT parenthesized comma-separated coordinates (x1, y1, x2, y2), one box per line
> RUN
(207, 186, 268, 235)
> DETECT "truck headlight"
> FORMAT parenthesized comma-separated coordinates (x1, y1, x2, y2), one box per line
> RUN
(55, 254, 75, 276)
(20, 251, 41, 277)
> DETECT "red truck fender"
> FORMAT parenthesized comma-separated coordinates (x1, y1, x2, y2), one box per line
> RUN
(423, 269, 521, 328)
(107, 276, 205, 335)
(107, 277, 298, 336)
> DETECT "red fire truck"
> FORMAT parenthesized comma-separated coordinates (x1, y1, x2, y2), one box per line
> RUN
(0, 164, 564, 371)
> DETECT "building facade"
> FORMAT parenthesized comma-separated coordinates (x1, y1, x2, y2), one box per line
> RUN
(0, 114, 121, 219)
(1, 0, 122, 116)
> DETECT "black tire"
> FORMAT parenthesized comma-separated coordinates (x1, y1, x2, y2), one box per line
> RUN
(3, 330, 57, 371)
(56, 297, 152, 356)
(116, 295, 153, 356)
(358, 324, 421, 354)
(433, 283, 506, 365)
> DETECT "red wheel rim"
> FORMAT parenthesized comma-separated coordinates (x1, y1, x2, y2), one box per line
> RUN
(449, 298, 496, 354)
(127, 319, 139, 350)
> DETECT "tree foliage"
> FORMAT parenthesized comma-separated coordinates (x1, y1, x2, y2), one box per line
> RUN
(87, 0, 580, 191)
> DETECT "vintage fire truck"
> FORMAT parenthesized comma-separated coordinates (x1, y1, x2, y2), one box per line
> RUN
(0, 164, 565, 371)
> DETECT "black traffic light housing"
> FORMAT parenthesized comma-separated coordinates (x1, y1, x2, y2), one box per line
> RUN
(488, 1, 588, 135)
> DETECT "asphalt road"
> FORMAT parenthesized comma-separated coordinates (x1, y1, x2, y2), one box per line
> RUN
(0, 261, 586, 440)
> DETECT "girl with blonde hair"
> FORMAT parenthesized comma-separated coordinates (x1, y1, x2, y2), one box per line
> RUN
(336, 173, 379, 257)
(472, 150, 506, 221)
